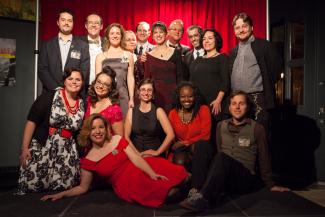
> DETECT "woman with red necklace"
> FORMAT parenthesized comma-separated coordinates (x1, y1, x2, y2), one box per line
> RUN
(17, 68, 85, 194)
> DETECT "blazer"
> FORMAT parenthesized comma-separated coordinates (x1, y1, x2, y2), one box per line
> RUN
(77, 35, 105, 51)
(134, 42, 154, 55)
(229, 38, 281, 109)
(183, 49, 194, 80)
(38, 36, 90, 92)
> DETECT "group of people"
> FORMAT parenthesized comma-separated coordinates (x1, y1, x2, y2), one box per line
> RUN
(17, 8, 289, 212)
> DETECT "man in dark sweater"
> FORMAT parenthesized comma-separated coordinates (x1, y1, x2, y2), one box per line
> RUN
(179, 90, 289, 212)
(229, 12, 282, 131)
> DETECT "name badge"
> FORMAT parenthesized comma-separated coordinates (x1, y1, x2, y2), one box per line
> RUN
(238, 137, 250, 147)
(70, 50, 81, 59)
(112, 149, 119, 155)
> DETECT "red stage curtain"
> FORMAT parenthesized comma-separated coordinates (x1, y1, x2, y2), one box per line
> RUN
(40, 0, 266, 53)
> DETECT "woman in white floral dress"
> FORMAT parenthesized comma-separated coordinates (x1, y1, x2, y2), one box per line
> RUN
(95, 23, 135, 116)
(18, 68, 85, 193)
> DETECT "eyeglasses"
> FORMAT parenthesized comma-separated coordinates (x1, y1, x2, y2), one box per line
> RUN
(170, 28, 183, 33)
(95, 80, 111, 89)
(87, 21, 101, 26)
(139, 88, 153, 93)
(137, 29, 148, 33)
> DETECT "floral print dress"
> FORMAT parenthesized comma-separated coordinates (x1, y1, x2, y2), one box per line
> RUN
(18, 88, 84, 193)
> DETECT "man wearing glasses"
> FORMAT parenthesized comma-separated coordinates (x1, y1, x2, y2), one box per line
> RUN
(135, 21, 154, 55)
(79, 13, 104, 86)
(167, 19, 190, 56)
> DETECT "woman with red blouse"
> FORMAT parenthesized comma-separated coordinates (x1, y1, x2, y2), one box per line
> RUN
(168, 81, 215, 198)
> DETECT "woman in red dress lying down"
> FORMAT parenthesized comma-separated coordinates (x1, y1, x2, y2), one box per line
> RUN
(41, 113, 188, 207)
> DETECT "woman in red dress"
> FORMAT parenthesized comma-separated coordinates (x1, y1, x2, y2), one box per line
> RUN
(41, 114, 188, 207)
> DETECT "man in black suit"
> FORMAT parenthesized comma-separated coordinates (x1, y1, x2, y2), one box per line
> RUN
(184, 25, 204, 71)
(78, 13, 104, 85)
(167, 19, 190, 56)
(38, 9, 90, 95)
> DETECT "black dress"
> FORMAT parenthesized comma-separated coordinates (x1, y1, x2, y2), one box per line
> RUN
(189, 53, 229, 106)
(131, 104, 164, 152)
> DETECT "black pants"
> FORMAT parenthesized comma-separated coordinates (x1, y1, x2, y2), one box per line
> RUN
(173, 140, 214, 189)
(201, 153, 261, 202)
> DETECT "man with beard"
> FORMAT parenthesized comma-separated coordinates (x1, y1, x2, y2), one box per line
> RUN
(38, 9, 90, 95)
(229, 12, 281, 131)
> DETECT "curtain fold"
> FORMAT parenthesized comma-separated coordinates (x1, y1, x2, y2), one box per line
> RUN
(40, 0, 266, 53)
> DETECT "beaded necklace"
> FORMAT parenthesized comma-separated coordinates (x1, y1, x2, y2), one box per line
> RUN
(180, 107, 193, 125)
(62, 89, 79, 115)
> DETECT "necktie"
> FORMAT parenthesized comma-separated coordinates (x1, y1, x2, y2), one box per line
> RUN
(169, 44, 176, 48)
(89, 39, 100, 45)
(139, 46, 143, 55)
(196, 50, 200, 59)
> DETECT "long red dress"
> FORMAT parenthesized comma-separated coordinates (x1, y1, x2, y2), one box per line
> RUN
(80, 138, 188, 207)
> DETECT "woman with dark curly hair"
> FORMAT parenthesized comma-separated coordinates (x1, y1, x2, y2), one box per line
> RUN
(85, 65, 123, 136)
(168, 81, 214, 198)
(189, 28, 229, 118)
(41, 114, 188, 207)
(189, 28, 230, 147)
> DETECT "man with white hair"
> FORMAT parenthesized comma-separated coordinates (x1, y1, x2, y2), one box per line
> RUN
(167, 19, 190, 56)
(135, 21, 154, 55)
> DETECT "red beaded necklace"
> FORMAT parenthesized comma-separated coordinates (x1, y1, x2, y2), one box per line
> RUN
(61, 89, 79, 115)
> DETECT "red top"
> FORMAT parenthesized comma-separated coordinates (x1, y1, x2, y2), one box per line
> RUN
(168, 105, 211, 146)
(85, 97, 123, 126)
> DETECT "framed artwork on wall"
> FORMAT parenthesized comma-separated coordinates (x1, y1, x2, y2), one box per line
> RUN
(0, 0, 36, 21)
(0, 37, 16, 87)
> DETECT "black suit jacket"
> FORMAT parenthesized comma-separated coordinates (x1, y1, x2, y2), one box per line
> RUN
(183, 50, 194, 80)
(229, 38, 281, 109)
(184, 50, 194, 67)
(178, 44, 190, 56)
(77, 35, 105, 51)
(38, 36, 90, 92)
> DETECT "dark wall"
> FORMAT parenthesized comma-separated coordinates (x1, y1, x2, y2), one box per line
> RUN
(0, 18, 35, 167)
(314, 0, 325, 182)
(269, 0, 325, 183)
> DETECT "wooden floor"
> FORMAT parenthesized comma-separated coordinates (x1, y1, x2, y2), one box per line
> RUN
(1, 187, 325, 217)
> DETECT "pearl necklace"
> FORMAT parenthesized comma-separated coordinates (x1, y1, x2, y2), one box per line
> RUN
(180, 108, 193, 125)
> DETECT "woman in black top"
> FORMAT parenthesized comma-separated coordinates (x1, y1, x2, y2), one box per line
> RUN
(124, 78, 174, 157)
(189, 29, 229, 119)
